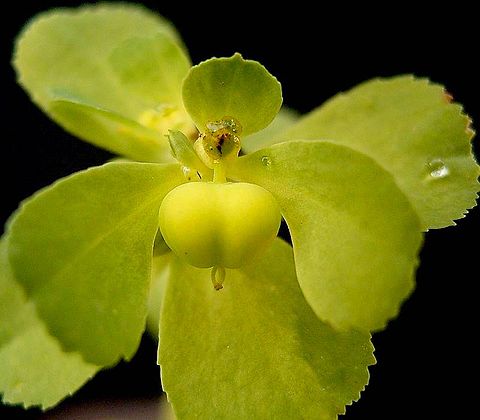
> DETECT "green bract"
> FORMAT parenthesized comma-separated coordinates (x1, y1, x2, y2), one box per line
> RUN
(2, 2, 479, 419)
(14, 4, 192, 162)
(6, 163, 184, 365)
(0, 240, 99, 409)
(276, 76, 479, 230)
(160, 239, 374, 419)
(182, 54, 283, 136)
(230, 141, 423, 331)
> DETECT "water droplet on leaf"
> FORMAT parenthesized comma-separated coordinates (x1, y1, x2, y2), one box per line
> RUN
(181, 166, 201, 181)
(182, 166, 192, 181)
(427, 159, 449, 179)
(261, 156, 271, 167)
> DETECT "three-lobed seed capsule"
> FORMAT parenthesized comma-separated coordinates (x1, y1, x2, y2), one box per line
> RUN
(159, 181, 281, 269)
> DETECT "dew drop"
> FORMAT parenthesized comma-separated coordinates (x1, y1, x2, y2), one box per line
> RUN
(261, 156, 272, 167)
(182, 166, 192, 181)
(181, 166, 201, 181)
(427, 159, 449, 179)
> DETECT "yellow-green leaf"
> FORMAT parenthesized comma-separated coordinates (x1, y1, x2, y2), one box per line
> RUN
(230, 141, 423, 331)
(160, 239, 374, 419)
(14, 3, 190, 161)
(49, 95, 171, 162)
(279, 76, 480, 230)
(182, 54, 282, 136)
(6, 162, 184, 365)
(0, 239, 99, 409)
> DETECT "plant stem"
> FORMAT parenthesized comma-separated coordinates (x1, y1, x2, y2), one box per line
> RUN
(213, 162, 226, 183)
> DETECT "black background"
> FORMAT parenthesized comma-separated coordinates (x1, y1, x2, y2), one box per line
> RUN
(1, 1, 478, 419)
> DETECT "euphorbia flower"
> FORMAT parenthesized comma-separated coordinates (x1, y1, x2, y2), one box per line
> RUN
(1, 4, 478, 419)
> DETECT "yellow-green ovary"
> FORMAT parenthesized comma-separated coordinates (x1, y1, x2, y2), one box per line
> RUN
(159, 182, 281, 268)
